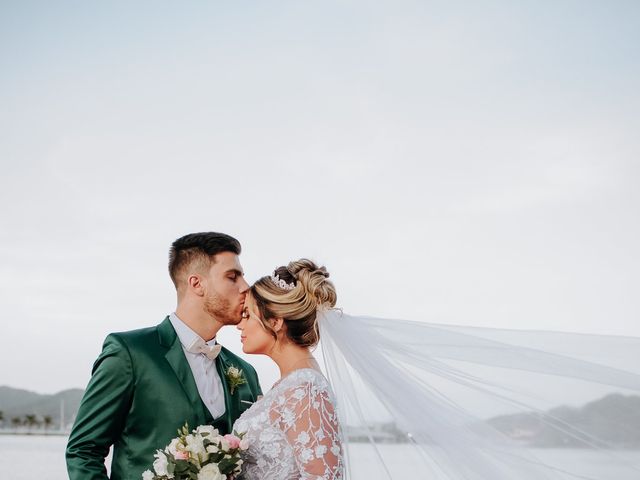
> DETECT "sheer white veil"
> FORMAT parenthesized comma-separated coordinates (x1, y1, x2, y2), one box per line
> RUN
(318, 309, 640, 480)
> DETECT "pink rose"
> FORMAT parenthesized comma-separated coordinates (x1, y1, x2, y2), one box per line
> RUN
(174, 450, 189, 460)
(223, 434, 241, 449)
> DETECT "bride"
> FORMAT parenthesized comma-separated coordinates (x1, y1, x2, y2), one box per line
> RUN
(233, 259, 343, 479)
(233, 259, 640, 480)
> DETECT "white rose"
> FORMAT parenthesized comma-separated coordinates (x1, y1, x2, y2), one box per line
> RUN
(206, 444, 219, 454)
(197, 462, 224, 480)
(219, 439, 229, 451)
(166, 438, 182, 456)
(185, 434, 208, 460)
(153, 451, 173, 478)
(142, 470, 154, 480)
(239, 438, 250, 450)
(227, 366, 240, 377)
(196, 425, 219, 438)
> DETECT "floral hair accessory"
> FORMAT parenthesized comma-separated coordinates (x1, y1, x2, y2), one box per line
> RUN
(270, 272, 296, 291)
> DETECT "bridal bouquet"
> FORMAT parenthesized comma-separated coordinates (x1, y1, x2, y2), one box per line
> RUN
(142, 424, 248, 480)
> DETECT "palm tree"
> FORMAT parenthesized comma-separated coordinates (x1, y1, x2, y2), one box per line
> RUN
(24, 414, 38, 432)
(43, 415, 53, 433)
(11, 416, 21, 432)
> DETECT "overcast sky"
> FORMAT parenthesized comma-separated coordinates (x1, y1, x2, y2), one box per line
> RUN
(1, 1, 639, 395)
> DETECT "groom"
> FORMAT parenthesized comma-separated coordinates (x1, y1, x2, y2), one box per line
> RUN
(66, 232, 262, 480)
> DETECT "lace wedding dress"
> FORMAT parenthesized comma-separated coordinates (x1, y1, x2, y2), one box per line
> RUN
(233, 368, 344, 480)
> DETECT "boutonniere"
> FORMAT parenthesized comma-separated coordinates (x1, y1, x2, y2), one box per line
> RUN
(225, 365, 247, 395)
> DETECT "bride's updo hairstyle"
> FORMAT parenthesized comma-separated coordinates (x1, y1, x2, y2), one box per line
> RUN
(250, 259, 337, 348)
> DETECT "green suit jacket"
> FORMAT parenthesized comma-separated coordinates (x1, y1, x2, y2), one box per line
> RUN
(66, 317, 262, 480)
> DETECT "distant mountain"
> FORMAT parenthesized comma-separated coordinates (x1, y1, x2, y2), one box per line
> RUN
(488, 393, 640, 448)
(0, 386, 84, 430)
(345, 393, 640, 446)
(2, 386, 637, 446)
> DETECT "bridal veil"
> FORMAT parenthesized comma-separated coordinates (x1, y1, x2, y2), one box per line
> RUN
(318, 309, 640, 480)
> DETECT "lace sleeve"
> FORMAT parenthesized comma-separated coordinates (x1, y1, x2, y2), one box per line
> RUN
(272, 380, 343, 479)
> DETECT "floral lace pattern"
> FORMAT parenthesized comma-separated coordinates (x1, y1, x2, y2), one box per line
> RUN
(233, 368, 343, 480)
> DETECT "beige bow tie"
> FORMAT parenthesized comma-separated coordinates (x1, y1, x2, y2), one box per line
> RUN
(186, 338, 222, 360)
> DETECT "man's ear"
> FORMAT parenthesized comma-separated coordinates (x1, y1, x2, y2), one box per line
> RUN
(187, 274, 204, 295)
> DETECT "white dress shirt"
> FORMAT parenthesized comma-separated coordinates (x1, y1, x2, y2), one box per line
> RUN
(169, 312, 226, 418)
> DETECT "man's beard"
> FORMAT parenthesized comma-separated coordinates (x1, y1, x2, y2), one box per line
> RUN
(203, 291, 241, 325)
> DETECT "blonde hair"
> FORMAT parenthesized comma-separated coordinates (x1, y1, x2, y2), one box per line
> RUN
(250, 259, 337, 347)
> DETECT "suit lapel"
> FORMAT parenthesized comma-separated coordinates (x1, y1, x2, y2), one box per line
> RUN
(216, 348, 239, 432)
(158, 317, 205, 416)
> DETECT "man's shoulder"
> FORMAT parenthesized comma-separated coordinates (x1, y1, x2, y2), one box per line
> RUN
(110, 324, 159, 339)
(105, 318, 171, 350)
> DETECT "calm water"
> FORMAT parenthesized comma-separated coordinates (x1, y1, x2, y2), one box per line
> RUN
(1, 435, 639, 479)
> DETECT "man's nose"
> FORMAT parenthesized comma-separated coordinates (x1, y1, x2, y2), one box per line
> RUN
(239, 277, 249, 292)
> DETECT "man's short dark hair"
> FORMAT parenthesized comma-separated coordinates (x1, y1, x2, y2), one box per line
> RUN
(168, 232, 241, 288)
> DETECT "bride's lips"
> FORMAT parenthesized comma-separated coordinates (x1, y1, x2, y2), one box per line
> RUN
(240, 335, 247, 343)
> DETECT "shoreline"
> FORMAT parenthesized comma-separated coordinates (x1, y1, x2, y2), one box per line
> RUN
(0, 431, 68, 436)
